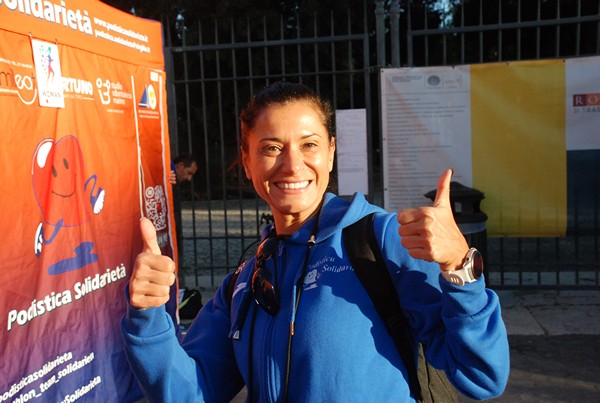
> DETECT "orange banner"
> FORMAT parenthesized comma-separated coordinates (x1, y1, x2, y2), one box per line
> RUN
(0, 4, 173, 401)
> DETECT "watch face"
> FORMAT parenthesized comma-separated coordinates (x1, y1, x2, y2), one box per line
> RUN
(471, 249, 484, 278)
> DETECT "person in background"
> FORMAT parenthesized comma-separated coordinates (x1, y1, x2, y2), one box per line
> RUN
(122, 81, 509, 402)
(169, 154, 198, 185)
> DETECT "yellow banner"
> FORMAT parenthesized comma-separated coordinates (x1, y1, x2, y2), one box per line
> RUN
(471, 60, 567, 237)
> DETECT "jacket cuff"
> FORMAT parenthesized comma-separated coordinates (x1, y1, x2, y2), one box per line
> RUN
(439, 274, 490, 316)
(122, 285, 174, 340)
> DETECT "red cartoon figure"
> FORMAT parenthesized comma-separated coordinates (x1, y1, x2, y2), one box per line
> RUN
(32, 135, 105, 275)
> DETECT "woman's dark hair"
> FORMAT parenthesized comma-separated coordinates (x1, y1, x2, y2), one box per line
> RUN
(239, 81, 334, 152)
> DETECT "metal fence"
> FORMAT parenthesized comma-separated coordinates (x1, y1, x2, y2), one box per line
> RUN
(395, 0, 600, 290)
(164, 0, 600, 292)
(164, 2, 374, 291)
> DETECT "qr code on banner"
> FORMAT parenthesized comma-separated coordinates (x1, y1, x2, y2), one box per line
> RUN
(144, 185, 167, 230)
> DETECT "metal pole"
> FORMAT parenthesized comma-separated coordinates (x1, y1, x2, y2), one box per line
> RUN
(375, 0, 386, 67)
(390, 0, 400, 67)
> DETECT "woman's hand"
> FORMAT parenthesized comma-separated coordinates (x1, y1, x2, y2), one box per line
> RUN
(129, 218, 176, 309)
(396, 169, 469, 271)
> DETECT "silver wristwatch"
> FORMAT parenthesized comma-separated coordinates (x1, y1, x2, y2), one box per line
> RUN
(441, 248, 483, 286)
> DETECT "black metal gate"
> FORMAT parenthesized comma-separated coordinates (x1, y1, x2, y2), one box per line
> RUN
(164, 0, 600, 292)
(395, 0, 600, 290)
(164, 1, 374, 290)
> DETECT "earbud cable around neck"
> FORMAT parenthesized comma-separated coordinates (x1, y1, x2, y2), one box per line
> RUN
(282, 214, 319, 402)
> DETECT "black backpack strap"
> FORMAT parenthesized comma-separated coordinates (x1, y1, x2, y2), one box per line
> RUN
(343, 213, 422, 400)
(344, 213, 458, 403)
(226, 269, 242, 308)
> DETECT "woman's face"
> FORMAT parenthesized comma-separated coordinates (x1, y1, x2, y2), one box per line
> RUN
(242, 101, 335, 230)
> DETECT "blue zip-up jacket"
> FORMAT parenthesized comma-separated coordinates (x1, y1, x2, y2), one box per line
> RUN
(121, 192, 509, 402)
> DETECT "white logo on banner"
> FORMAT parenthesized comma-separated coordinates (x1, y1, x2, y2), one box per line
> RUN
(31, 39, 65, 108)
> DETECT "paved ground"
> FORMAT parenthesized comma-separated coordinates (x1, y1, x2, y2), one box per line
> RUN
(469, 290, 600, 403)
(464, 335, 600, 403)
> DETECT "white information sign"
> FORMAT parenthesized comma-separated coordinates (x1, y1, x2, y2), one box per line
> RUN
(381, 67, 472, 212)
(335, 109, 369, 196)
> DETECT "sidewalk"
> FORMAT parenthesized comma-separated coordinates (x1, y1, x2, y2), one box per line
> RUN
(499, 289, 600, 336)
(460, 289, 600, 402)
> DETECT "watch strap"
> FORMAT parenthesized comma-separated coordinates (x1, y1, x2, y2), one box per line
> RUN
(441, 248, 480, 286)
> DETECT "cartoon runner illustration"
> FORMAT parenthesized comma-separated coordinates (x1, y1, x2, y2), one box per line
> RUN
(32, 135, 105, 275)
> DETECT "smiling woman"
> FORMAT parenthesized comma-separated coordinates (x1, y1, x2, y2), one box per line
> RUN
(122, 81, 510, 403)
